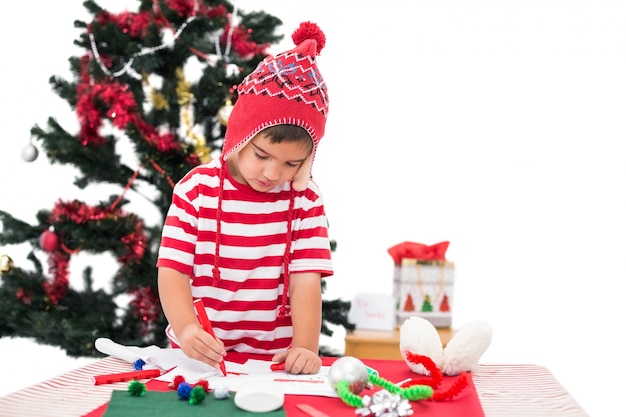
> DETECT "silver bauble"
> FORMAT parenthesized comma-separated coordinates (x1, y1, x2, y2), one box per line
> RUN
(328, 356, 370, 395)
(21, 144, 39, 162)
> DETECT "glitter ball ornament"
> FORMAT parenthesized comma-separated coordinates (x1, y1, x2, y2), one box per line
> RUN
(21, 143, 39, 162)
(0, 254, 14, 274)
(328, 356, 371, 395)
(39, 229, 60, 252)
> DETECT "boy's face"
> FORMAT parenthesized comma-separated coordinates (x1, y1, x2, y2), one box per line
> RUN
(229, 132, 312, 192)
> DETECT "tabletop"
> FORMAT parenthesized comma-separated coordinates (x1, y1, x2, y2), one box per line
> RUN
(0, 356, 589, 417)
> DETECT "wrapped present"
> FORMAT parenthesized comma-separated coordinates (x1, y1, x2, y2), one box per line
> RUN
(389, 241, 455, 328)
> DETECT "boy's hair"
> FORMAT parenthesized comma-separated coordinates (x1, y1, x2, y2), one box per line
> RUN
(262, 125, 313, 151)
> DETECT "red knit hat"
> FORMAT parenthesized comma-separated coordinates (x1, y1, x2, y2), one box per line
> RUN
(221, 21, 329, 191)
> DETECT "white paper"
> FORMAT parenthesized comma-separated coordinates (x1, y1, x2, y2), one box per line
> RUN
(94, 337, 214, 373)
(95, 338, 338, 397)
(157, 358, 338, 397)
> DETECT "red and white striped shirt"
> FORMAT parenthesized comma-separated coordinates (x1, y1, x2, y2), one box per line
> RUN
(157, 159, 333, 354)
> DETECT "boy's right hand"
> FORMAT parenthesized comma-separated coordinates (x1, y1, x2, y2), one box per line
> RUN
(176, 322, 226, 369)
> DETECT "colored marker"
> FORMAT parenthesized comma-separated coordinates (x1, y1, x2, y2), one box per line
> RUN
(90, 368, 161, 385)
(270, 362, 286, 371)
(193, 299, 227, 376)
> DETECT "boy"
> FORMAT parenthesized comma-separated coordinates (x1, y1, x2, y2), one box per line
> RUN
(157, 22, 332, 375)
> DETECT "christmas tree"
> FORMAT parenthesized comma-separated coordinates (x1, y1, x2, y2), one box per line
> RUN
(421, 294, 433, 312)
(402, 293, 415, 312)
(439, 293, 450, 312)
(0, 0, 353, 358)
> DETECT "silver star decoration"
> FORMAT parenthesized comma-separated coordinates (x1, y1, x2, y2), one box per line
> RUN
(355, 390, 413, 417)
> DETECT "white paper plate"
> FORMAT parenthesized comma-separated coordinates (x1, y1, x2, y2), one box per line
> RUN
(234, 381, 285, 413)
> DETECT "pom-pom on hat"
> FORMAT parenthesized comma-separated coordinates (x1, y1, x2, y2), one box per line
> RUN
(221, 21, 329, 191)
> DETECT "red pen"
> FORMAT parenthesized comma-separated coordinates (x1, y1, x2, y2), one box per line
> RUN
(193, 299, 227, 376)
(270, 362, 285, 371)
(270, 343, 291, 371)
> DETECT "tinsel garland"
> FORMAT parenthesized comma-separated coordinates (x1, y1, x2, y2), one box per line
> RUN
(78, 0, 266, 152)
(176, 67, 212, 164)
(129, 286, 161, 335)
(38, 199, 148, 314)
(75, 69, 183, 153)
(41, 250, 70, 304)
(72, 0, 268, 208)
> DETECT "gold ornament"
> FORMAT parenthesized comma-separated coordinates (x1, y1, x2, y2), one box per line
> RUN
(142, 72, 169, 111)
(0, 254, 14, 274)
(181, 107, 212, 164)
(150, 89, 169, 110)
(175, 67, 212, 164)
(176, 68, 193, 106)
(218, 99, 233, 126)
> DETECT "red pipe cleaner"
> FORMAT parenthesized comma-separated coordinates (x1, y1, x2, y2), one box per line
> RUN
(401, 351, 470, 401)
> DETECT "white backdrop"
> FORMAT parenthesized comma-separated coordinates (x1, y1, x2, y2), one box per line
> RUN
(2, 1, 625, 415)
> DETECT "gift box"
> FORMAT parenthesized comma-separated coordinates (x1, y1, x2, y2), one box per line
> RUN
(388, 241, 455, 328)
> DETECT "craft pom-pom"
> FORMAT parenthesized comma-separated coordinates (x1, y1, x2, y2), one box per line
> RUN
(194, 380, 209, 392)
(128, 380, 147, 396)
(189, 386, 206, 405)
(177, 382, 193, 400)
(212, 382, 230, 399)
(133, 359, 146, 370)
(169, 375, 185, 390)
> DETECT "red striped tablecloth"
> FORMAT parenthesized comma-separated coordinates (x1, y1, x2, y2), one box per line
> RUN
(0, 358, 588, 417)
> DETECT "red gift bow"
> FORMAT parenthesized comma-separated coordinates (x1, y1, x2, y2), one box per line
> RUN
(387, 241, 449, 264)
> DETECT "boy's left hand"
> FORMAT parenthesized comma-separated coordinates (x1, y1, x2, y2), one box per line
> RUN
(271, 346, 321, 374)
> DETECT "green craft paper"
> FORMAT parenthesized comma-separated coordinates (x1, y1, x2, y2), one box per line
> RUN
(102, 390, 286, 417)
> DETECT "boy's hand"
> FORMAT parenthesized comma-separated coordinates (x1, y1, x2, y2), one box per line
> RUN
(272, 346, 321, 374)
(177, 322, 226, 369)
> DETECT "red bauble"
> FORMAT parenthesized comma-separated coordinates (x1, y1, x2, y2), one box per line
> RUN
(40, 230, 60, 252)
